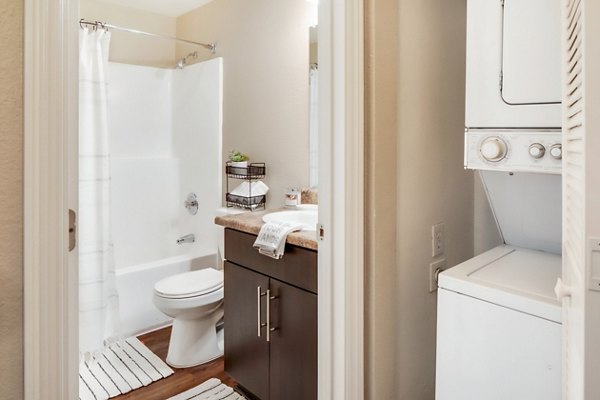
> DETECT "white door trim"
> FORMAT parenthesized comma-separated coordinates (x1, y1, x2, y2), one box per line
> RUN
(24, 0, 80, 399)
(23, 0, 364, 398)
(318, 0, 365, 399)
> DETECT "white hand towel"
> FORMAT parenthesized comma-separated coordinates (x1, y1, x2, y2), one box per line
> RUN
(253, 221, 302, 259)
(230, 181, 269, 197)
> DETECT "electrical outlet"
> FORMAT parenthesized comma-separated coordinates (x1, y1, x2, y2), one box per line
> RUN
(432, 223, 445, 257)
(429, 258, 447, 292)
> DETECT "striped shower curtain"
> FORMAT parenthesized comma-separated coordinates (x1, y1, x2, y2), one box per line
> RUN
(79, 27, 120, 356)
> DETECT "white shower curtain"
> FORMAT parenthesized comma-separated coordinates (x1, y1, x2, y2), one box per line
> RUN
(78, 28, 120, 356)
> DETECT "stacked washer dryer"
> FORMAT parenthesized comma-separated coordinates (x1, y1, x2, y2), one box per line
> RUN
(435, 0, 563, 399)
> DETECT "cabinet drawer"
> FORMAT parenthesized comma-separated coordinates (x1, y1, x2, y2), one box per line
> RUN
(224, 228, 318, 294)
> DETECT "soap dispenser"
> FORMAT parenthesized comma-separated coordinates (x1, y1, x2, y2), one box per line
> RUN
(284, 188, 300, 208)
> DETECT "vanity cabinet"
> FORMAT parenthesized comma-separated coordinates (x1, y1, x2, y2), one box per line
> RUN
(223, 228, 317, 400)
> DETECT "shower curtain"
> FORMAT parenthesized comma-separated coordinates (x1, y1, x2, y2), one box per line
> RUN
(78, 27, 120, 357)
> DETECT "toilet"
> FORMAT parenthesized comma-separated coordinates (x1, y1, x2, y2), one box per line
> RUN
(153, 267, 224, 368)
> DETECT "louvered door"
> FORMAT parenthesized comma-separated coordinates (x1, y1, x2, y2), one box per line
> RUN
(560, 0, 600, 398)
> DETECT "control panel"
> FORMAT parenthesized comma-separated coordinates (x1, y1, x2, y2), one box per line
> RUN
(465, 129, 562, 174)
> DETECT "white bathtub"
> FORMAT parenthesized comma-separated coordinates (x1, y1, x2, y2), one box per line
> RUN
(116, 250, 218, 338)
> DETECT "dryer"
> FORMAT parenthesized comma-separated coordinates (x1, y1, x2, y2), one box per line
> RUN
(465, 0, 562, 128)
(464, 0, 563, 174)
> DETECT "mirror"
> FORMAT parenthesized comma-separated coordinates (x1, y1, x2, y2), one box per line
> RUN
(309, 25, 319, 187)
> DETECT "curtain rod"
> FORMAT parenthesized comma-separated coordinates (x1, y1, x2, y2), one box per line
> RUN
(79, 19, 216, 53)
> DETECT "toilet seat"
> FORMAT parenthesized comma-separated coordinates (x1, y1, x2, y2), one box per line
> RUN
(154, 268, 223, 299)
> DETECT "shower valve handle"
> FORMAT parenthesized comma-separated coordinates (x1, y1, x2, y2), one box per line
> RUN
(184, 199, 198, 208)
(184, 193, 198, 215)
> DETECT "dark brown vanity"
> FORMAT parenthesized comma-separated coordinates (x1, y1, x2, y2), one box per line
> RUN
(223, 227, 318, 400)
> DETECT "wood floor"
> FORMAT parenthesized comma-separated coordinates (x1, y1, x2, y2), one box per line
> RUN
(113, 326, 236, 400)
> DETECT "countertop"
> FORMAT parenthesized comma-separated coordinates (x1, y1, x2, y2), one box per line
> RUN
(214, 209, 319, 251)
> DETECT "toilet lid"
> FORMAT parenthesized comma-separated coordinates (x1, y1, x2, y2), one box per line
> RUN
(154, 268, 223, 298)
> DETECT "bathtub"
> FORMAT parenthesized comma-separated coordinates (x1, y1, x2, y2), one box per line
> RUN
(116, 250, 218, 338)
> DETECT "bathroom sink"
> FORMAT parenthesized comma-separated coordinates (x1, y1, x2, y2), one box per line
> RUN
(262, 207, 318, 231)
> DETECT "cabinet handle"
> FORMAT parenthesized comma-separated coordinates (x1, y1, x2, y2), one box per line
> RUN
(258, 287, 277, 341)
(257, 286, 262, 336)
(266, 290, 278, 342)
(257, 286, 267, 337)
(266, 289, 271, 342)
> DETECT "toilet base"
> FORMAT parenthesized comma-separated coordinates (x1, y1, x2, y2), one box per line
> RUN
(166, 305, 224, 368)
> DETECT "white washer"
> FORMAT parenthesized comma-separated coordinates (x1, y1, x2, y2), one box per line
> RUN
(435, 245, 561, 400)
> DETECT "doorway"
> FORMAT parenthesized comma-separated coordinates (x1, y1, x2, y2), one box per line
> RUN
(23, 0, 364, 398)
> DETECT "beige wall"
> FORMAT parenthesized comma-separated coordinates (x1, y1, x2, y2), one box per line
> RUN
(395, 0, 473, 397)
(364, 0, 399, 397)
(80, 0, 177, 67)
(366, 0, 487, 398)
(177, 0, 312, 206)
(0, 0, 23, 399)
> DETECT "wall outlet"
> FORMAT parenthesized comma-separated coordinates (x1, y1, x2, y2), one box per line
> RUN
(432, 223, 445, 257)
(429, 258, 447, 292)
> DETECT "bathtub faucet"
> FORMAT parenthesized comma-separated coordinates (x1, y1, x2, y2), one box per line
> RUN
(176, 234, 195, 245)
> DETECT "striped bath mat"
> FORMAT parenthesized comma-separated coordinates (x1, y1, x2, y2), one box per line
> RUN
(79, 337, 174, 400)
(167, 378, 245, 400)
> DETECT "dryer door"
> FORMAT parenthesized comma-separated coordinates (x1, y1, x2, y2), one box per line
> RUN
(465, 0, 562, 128)
(501, 0, 562, 105)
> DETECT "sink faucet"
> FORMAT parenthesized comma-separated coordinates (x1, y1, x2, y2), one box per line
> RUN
(176, 234, 195, 245)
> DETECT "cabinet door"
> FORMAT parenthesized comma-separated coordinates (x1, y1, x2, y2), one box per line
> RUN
(269, 279, 318, 400)
(224, 262, 270, 400)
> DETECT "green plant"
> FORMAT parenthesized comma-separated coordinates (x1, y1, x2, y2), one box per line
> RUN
(229, 150, 249, 162)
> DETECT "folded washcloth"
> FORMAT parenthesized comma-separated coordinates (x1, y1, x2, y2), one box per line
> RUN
(253, 221, 302, 259)
(230, 181, 270, 197)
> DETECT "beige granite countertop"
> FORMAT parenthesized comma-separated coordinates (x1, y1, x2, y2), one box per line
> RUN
(214, 209, 318, 251)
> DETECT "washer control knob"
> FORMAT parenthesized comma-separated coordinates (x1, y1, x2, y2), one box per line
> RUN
(550, 144, 562, 160)
(528, 143, 546, 159)
(480, 137, 508, 162)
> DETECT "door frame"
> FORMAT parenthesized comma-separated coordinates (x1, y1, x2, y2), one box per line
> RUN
(23, 0, 80, 398)
(23, 0, 364, 399)
(317, 0, 364, 399)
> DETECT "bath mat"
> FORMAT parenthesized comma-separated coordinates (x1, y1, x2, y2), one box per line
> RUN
(167, 378, 246, 400)
(79, 337, 174, 400)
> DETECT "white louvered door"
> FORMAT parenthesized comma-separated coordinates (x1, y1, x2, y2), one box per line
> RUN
(560, 0, 600, 398)
(561, 0, 585, 398)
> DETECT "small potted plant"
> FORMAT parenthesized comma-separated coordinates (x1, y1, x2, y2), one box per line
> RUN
(229, 150, 249, 168)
